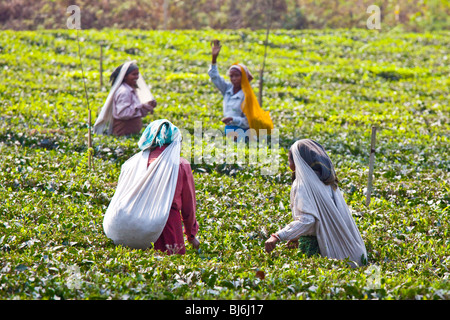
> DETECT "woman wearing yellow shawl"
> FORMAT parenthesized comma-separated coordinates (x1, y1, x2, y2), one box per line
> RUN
(208, 40, 273, 141)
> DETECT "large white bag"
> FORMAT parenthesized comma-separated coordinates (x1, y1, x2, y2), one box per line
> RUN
(103, 132, 181, 249)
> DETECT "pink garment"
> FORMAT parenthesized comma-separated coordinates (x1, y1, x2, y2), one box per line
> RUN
(147, 145, 199, 255)
(112, 117, 143, 136)
(112, 83, 153, 136)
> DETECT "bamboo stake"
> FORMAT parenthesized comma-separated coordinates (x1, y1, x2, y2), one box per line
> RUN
(100, 44, 103, 88)
(87, 109, 92, 169)
(258, 0, 273, 107)
(365, 126, 377, 206)
(163, 0, 169, 30)
(76, 29, 93, 171)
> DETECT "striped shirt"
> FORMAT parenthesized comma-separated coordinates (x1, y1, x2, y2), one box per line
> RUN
(276, 185, 334, 241)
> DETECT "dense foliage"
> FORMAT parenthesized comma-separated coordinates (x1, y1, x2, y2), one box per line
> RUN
(0, 28, 449, 299)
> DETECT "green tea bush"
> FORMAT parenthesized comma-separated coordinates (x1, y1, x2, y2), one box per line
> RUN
(0, 28, 449, 300)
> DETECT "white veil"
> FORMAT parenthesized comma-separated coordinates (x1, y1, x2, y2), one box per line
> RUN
(93, 60, 154, 135)
(291, 141, 367, 267)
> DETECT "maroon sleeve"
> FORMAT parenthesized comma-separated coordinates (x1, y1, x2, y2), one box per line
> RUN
(179, 159, 199, 240)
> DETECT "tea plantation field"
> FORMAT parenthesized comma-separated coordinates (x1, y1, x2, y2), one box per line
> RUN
(0, 28, 449, 300)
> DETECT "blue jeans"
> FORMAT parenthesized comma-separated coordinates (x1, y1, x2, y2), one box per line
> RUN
(225, 125, 249, 142)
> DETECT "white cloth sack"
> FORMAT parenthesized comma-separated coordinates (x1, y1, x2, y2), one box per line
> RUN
(291, 141, 367, 267)
(93, 60, 154, 135)
(103, 131, 181, 249)
(135, 75, 154, 103)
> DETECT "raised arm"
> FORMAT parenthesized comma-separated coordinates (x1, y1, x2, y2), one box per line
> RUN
(211, 39, 221, 65)
(208, 40, 231, 96)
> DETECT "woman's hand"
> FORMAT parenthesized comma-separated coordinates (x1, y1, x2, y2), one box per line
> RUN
(265, 235, 279, 253)
(211, 39, 221, 64)
(221, 117, 233, 125)
(287, 239, 299, 249)
(145, 100, 157, 114)
(189, 236, 200, 250)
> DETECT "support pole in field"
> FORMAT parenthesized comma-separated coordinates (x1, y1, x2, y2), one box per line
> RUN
(100, 44, 103, 88)
(76, 29, 94, 171)
(67, 5, 93, 171)
(163, 0, 169, 30)
(258, 0, 273, 107)
(365, 126, 377, 207)
(87, 109, 92, 168)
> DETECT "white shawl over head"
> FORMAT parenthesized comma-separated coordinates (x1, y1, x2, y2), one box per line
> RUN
(93, 60, 154, 135)
(291, 140, 367, 267)
(103, 128, 181, 249)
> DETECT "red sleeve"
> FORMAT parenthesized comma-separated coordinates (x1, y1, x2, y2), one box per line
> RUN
(179, 159, 199, 240)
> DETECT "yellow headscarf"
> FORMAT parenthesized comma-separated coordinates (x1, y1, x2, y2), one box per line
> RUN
(234, 63, 274, 136)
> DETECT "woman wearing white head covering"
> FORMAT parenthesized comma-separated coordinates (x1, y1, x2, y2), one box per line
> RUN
(93, 61, 157, 136)
(265, 139, 367, 267)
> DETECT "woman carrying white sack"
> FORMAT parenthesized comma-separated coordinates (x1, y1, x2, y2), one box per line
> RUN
(93, 60, 157, 136)
(265, 139, 367, 267)
(103, 119, 200, 255)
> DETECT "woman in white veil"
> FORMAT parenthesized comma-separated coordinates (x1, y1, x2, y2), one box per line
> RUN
(93, 60, 156, 136)
(265, 139, 367, 267)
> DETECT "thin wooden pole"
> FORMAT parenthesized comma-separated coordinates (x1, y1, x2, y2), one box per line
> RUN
(365, 126, 377, 206)
(76, 29, 93, 171)
(258, 0, 273, 107)
(163, 0, 169, 30)
(88, 109, 92, 170)
(100, 45, 103, 88)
